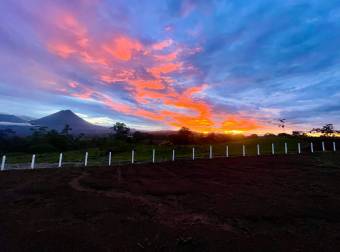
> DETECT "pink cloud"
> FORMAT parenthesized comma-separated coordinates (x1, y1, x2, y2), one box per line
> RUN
(103, 36, 143, 61)
(48, 42, 76, 58)
(148, 63, 183, 77)
(41, 11, 261, 133)
(69, 81, 79, 88)
(152, 39, 173, 50)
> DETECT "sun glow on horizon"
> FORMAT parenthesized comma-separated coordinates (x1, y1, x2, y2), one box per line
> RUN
(306, 132, 340, 138)
(224, 130, 244, 134)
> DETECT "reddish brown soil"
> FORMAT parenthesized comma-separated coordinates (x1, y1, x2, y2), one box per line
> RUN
(1, 154, 340, 251)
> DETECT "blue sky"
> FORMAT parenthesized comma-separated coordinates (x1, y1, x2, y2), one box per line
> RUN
(1, 0, 340, 133)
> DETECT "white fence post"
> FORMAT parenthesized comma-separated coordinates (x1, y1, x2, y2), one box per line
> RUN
(333, 142, 336, 152)
(257, 144, 260, 156)
(322, 141, 325, 152)
(209, 145, 213, 159)
(58, 153, 63, 168)
(272, 143, 275, 155)
(172, 149, 175, 161)
(31, 154, 36, 169)
(226, 145, 229, 158)
(310, 142, 314, 153)
(108, 152, 112, 166)
(1, 155, 6, 171)
(131, 149, 135, 164)
(192, 147, 195, 160)
(298, 143, 301, 154)
(284, 142, 288, 154)
(242, 145, 246, 157)
(152, 149, 155, 163)
(84, 152, 88, 167)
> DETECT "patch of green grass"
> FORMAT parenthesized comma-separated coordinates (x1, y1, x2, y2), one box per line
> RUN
(3, 137, 337, 166)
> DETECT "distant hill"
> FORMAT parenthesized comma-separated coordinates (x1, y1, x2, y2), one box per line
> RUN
(0, 114, 27, 123)
(30, 110, 109, 135)
(0, 125, 38, 136)
(18, 115, 36, 121)
(0, 114, 35, 136)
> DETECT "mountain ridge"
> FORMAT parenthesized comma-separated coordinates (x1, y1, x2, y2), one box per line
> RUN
(0, 114, 27, 123)
(30, 110, 109, 135)
(0, 110, 109, 135)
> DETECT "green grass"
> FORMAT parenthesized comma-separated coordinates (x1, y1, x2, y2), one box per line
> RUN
(3, 137, 338, 166)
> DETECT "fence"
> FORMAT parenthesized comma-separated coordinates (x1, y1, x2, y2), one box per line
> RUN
(0, 141, 338, 171)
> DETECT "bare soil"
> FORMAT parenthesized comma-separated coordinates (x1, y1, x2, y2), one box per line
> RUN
(1, 153, 340, 251)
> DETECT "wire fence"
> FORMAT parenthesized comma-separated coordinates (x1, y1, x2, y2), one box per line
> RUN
(0, 141, 338, 171)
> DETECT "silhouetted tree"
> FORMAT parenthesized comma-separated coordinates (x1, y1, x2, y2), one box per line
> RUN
(278, 133, 290, 137)
(292, 131, 303, 136)
(61, 124, 72, 135)
(133, 131, 154, 144)
(264, 133, 276, 137)
(111, 122, 130, 140)
(31, 126, 48, 137)
(205, 133, 216, 143)
(171, 127, 194, 144)
(310, 124, 339, 137)
(248, 134, 258, 139)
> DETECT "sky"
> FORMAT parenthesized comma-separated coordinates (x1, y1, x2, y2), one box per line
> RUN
(1, 0, 340, 134)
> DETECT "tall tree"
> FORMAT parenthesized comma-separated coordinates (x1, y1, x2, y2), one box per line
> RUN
(111, 122, 130, 140)
(61, 124, 72, 135)
(172, 127, 194, 144)
(310, 124, 339, 137)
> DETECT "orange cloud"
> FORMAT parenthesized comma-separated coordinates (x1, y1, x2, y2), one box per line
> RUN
(101, 96, 135, 115)
(47, 11, 91, 60)
(130, 79, 165, 90)
(221, 116, 259, 132)
(44, 13, 261, 133)
(103, 36, 142, 61)
(101, 93, 165, 121)
(162, 110, 214, 132)
(148, 63, 182, 77)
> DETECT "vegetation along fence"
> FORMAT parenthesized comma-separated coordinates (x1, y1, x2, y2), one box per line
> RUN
(0, 140, 338, 171)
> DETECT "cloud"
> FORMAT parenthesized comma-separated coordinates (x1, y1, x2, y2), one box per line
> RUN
(103, 36, 142, 61)
(1, 0, 340, 133)
(152, 39, 173, 50)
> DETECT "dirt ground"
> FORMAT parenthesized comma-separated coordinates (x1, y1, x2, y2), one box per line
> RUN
(1, 153, 340, 251)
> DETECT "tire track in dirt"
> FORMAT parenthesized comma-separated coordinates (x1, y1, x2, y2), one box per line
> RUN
(68, 171, 237, 233)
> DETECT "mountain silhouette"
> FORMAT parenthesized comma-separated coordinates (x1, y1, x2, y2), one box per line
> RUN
(0, 114, 27, 123)
(30, 110, 109, 135)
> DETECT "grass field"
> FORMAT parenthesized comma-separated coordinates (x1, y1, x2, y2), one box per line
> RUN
(0, 152, 340, 251)
(3, 137, 339, 168)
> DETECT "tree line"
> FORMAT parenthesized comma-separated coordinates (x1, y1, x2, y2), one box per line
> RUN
(0, 122, 338, 154)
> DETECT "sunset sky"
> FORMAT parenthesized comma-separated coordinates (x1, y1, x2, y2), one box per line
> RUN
(1, 0, 340, 134)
